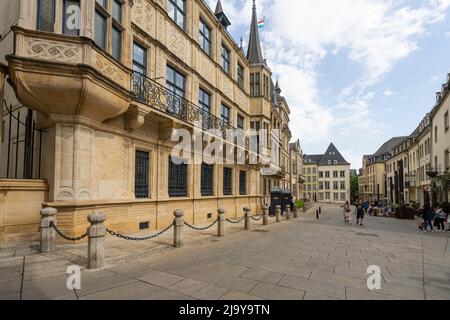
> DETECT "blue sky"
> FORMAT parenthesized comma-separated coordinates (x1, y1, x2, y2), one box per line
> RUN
(207, 0, 450, 169)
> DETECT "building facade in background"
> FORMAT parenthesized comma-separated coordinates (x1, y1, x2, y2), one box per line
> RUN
(303, 143, 351, 204)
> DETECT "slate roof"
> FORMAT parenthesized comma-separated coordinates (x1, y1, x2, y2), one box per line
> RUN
(303, 143, 350, 166)
(246, 0, 264, 65)
(319, 143, 350, 165)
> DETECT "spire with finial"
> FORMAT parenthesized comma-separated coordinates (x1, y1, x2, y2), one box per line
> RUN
(215, 0, 231, 29)
(247, 0, 264, 65)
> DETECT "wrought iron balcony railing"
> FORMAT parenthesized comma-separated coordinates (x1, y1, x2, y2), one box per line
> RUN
(132, 72, 236, 135)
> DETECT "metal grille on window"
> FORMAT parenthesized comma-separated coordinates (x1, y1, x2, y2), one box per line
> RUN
(135, 151, 149, 199)
(37, 0, 56, 32)
(223, 168, 233, 196)
(239, 171, 247, 195)
(169, 157, 188, 197)
(201, 163, 213, 196)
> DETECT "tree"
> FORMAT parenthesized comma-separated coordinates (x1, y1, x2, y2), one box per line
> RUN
(350, 176, 359, 203)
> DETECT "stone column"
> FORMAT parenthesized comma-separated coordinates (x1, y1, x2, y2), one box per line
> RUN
(87, 213, 107, 270)
(173, 209, 184, 248)
(217, 208, 225, 237)
(244, 207, 251, 230)
(286, 206, 291, 220)
(276, 205, 281, 223)
(263, 206, 269, 226)
(40, 207, 57, 253)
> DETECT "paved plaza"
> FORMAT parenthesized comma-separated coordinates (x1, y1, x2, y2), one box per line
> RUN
(0, 205, 449, 300)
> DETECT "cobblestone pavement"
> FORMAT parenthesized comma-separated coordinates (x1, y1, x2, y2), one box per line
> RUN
(0, 204, 449, 300)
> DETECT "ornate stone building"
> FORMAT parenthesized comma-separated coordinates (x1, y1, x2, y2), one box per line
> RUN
(303, 143, 350, 204)
(0, 0, 302, 242)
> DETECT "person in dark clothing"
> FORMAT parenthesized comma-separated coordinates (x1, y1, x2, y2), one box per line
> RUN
(422, 204, 434, 233)
(355, 203, 365, 226)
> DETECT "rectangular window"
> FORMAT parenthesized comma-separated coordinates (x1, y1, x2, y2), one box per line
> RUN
(199, 19, 211, 55)
(94, 10, 107, 49)
(239, 171, 247, 195)
(237, 114, 244, 130)
(201, 164, 214, 196)
(445, 149, 450, 171)
(445, 111, 449, 132)
(135, 151, 149, 199)
(221, 45, 230, 74)
(221, 104, 230, 124)
(237, 63, 244, 89)
(250, 73, 255, 96)
(223, 168, 233, 196)
(111, 25, 122, 60)
(166, 65, 186, 97)
(255, 73, 260, 96)
(333, 181, 338, 190)
(333, 171, 338, 178)
(334, 193, 339, 201)
(340, 193, 346, 201)
(325, 181, 330, 190)
(169, 157, 188, 197)
(168, 0, 186, 30)
(62, 0, 80, 35)
(112, 0, 122, 22)
(133, 42, 147, 75)
(37, 0, 56, 32)
(340, 181, 345, 190)
(96, 0, 107, 7)
(325, 171, 330, 178)
(319, 171, 323, 178)
(435, 126, 438, 143)
(340, 171, 345, 178)
(325, 192, 330, 200)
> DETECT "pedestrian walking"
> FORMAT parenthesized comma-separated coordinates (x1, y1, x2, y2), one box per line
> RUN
(422, 203, 434, 233)
(343, 201, 350, 222)
(355, 203, 365, 226)
(434, 206, 446, 232)
(344, 207, 352, 224)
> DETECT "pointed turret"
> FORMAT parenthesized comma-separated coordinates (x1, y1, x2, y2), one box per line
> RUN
(275, 79, 281, 94)
(247, 0, 264, 65)
(215, 0, 231, 30)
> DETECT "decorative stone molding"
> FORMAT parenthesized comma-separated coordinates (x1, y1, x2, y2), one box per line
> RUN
(7, 27, 132, 123)
(126, 104, 151, 130)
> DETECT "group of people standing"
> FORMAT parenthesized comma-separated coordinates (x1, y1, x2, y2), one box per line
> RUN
(343, 201, 365, 226)
(420, 204, 449, 233)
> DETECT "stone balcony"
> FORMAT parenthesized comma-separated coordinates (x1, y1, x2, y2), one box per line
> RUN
(6, 27, 132, 123)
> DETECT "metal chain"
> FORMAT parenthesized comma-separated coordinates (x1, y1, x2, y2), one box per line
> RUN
(251, 215, 264, 222)
(226, 216, 246, 224)
(50, 222, 87, 241)
(107, 222, 173, 241)
(184, 219, 218, 231)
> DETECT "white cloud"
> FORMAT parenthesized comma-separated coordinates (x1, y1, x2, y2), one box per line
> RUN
(207, 0, 450, 156)
(384, 90, 394, 97)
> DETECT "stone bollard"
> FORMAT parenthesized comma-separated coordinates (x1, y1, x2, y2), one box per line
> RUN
(173, 209, 184, 248)
(293, 208, 299, 219)
(244, 207, 251, 230)
(286, 206, 291, 220)
(263, 206, 269, 226)
(40, 207, 57, 253)
(276, 205, 281, 223)
(217, 208, 225, 237)
(87, 213, 107, 270)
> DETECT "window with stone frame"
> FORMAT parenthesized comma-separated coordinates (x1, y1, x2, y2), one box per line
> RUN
(37, 0, 56, 32)
(223, 167, 233, 196)
(94, 0, 124, 61)
(168, 156, 188, 197)
(201, 163, 214, 196)
(199, 18, 211, 55)
(168, 0, 186, 30)
(239, 171, 247, 195)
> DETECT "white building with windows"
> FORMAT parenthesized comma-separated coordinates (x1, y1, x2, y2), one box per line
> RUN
(303, 143, 351, 204)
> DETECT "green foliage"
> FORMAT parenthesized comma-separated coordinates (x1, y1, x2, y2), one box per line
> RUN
(295, 199, 304, 209)
(350, 176, 359, 202)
